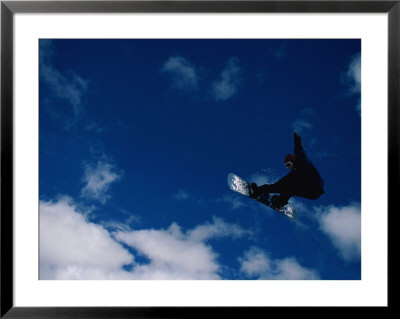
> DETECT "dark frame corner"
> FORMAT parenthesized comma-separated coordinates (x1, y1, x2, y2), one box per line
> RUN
(1, 1, 396, 318)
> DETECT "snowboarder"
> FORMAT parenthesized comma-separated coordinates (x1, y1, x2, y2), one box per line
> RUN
(248, 132, 324, 210)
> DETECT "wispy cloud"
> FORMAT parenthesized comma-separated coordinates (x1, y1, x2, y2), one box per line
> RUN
(292, 118, 313, 134)
(99, 209, 141, 233)
(172, 189, 190, 200)
(187, 216, 251, 242)
(80, 158, 123, 204)
(161, 55, 242, 102)
(40, 40, 89, 116)
(216, 194, 247, 210)
(341, 52, 361, 115)
(161, 55, 199, 92)
(269, 43, 288, 60)
(239, 247, 320, 280)
(292, 108, 316, 135)
(249, 172, 278, 185)
(210, 57, 242, 101)
(316, 203, 361, 262)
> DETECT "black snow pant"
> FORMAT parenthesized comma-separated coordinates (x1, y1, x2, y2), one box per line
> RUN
(256, 176, 323, 208)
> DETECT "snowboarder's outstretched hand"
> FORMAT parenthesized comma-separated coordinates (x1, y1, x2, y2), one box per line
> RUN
(294, 132, 301, 143)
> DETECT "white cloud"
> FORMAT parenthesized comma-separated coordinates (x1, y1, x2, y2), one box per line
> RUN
(345, 53, 361, 94)
(342, 53, 361, 115)
(80, 159, 122, 204)
(239, 247, 272, 276)
(316, 203, 361, 262)
(40, 197, 251, 280)
(114, 224, 219, 279)
(211, 57, 242, 101)
(114, 217, 250, 279)
(41, 265, 136, 280)
(40, 40, 89, 115)
(161, 55, 243, 102)
(161, 55, 199, 91)
(187, 216, 251, 242)
(39, 197, 133, 279)
(239, 247, 320, 280)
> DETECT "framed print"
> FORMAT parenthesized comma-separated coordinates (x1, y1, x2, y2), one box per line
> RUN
(1, 0, 396, 317)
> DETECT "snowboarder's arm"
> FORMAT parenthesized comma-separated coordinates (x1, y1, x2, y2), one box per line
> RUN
(294, 132, 307, 160)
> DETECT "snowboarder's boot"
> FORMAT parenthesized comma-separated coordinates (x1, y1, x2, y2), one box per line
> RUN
(271, 195, 288, 211)
(249, 183, 269, 202)
(248, 183, 258, 199)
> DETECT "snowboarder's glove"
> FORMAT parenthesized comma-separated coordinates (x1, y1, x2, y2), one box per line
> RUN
(294, 132, 301, 143)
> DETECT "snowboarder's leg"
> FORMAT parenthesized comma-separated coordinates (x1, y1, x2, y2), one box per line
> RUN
(249, 183, 273, 199)
(299, 187, 324, 200)
(249, 183, 272, 204)
(257, 193, 271, 205)
(251, 183, 283, 198)
(285, 184, 323, 200)
(249, 178, 293, 208)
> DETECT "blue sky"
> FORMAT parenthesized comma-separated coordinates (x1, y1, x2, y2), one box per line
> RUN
(39, 39, 361, 280)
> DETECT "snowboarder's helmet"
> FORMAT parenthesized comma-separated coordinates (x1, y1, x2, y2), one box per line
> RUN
(284, 154, 296, 168)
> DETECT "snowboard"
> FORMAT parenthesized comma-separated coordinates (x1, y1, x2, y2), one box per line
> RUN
(227, 172, 297, 220)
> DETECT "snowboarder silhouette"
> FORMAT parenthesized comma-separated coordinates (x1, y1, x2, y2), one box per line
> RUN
(249, 132, 324, 210)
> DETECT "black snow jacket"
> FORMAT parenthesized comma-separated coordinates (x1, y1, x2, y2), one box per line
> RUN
(275, 133, 324, 200)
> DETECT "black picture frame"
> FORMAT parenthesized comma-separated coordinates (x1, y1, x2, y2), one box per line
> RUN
(1, 1, 396, 317)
